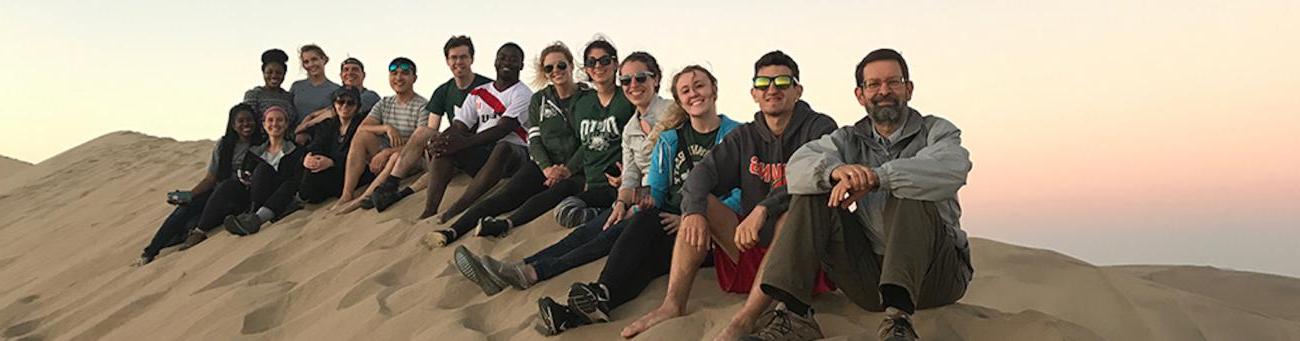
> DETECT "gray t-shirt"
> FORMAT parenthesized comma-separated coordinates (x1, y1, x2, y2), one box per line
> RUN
(207, 140, 251, 177)
(360, 88, 381, 116)
(290, 79, 341, 129)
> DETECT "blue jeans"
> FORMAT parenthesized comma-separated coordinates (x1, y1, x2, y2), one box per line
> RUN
(526, 210, 626, 281)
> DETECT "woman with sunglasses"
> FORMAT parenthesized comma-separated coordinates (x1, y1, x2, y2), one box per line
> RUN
(469, 37, 634, 236)
(534, 65, 744, 336)
(132, 103, 265, 266)
(296, 86, 373, 203)
(290, 44, 341, 142)
(448, 51, 670, 295)
(243, 49, 296, 119)
(424, 42, 592, 247)
(180, 106, 307, 248)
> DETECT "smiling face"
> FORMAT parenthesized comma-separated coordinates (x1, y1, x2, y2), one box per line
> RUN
(333, 95, 358, 120)
(620, 61, 658, 108)
(750, 65, 803, 116)
(262, 63, 286, 89)
(494, 46, 524, 84)
(389, 66, 416, 94)
(300, 50, 327, 78)
(341, 64, 365, 87)
(584, 48, 616, 86)
(854, 59, 913, 124)
(542, 51, 573, 86)
(675, 70, 717, 118)
(263, 109, 288, 139)
(233, 110, 257, 139)
(446, 45, 473, 79)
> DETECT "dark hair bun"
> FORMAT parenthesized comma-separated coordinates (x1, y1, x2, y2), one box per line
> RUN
(261, 49, 290, 65)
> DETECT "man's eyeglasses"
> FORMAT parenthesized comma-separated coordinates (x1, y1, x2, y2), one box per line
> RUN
(753, 75, 798, 90)
(862, 78, 908, 92)
(619, 71, 656, 86)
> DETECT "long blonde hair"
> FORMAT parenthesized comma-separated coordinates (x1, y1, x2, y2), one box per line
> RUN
(531, 41, 574, 89)
(649, 65, 718, 144)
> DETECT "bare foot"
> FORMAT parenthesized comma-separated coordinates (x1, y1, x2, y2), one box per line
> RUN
(334, 197, 364, 215)
(712, 319, 753, 341)
(620, 305, 683, 338)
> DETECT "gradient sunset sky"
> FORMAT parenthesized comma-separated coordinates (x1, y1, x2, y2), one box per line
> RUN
(2, 1, 1297, 276)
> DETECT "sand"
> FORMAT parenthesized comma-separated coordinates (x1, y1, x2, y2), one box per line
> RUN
(0, 131, 1296, 340)
(0, 155, 32, 181)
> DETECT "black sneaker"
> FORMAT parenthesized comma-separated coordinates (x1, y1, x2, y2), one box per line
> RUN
(878, 307, 919, 341)
(359, 197, 375, 210)
(475, 217, 512, 238)
(566, 282, 611, 323)
(224, 213, 264, 236)
(536, 297, 589, 336)
(453, 245, 506, 296)
(370, 188, 402, 212)
(419, 229, 458, 249)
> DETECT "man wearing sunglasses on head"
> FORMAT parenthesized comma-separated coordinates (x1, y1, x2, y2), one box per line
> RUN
(616, 51, 839, 340)
(330, 57, 429, 213)
(745, 49, 973, 341)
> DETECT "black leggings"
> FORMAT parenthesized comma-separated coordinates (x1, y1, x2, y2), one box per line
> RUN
(298, 164, 374, 204)
(597, 207, 678, 310)
(141, 189, 213, 257)
(447, 162, 573, 236)
(196, 163, 298, 231)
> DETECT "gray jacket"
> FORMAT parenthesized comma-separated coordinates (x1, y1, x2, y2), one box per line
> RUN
(788, 108, 971, 255)
(620, 96, 668, 189)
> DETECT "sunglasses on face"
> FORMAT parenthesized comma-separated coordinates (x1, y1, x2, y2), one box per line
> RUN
(388, 63, 414, 72)
(618, 71, 656, 87)
(334, 98, 357, 106)
(753, 75, 798, 90)
(543, 61, 569, 73)
(585, 55, 615, 67)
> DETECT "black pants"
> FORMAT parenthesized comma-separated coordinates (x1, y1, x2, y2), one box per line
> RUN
(141, 189, 213, 257)
(447, 162, 583, 236)
(595, 207, 680, 310)
(507, 183, 616, 227)
(197, 163, 298, 231)
(525, 210, 623, 281)
(298, 165, 374, 204)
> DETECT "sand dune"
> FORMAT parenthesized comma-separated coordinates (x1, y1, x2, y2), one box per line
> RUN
(0, 131, 1296, 340)
(0, 155, 32, 181)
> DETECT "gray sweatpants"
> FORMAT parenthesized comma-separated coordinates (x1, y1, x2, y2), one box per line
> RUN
(759, 194, 972, 312)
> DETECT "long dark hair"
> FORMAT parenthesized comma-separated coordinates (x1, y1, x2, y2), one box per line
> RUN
(216, 103, 264, 179)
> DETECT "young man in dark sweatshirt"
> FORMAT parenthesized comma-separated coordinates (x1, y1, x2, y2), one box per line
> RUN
(598, 51, 840, 339)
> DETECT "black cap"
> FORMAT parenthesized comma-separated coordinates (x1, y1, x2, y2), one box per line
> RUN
(332, 85, 361, 102)
(342, 57, 364, 71)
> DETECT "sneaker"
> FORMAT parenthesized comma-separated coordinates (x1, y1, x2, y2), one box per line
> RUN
(483, 255, 534, 290)
(566, 282, 611, 323)
(453, 245, 506, 296)
(553, 197, 587, 228)
(359, 197, 375, 210)
(878, 307, 919, 341)
(178, 229, 207, 250)
(536, 296, 589, 336)
(475, 217, 511, 238)
(740, 305, 823, 341)
(224, 213, 264, 236)
(419, 229, 457, 249)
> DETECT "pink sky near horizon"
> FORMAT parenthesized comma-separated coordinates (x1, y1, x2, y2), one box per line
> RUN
(1, 0, 1297, 275)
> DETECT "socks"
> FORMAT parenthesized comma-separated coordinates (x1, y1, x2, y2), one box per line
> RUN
(254, 207, 275, 222)
(881, 284, 916, 315)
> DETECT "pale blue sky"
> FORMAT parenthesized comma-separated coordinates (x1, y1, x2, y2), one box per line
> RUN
(2, 0, 1297, 276)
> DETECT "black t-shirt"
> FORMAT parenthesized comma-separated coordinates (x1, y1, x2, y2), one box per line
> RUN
(424, 74, 493, 116)
(667, 124, 720, 212)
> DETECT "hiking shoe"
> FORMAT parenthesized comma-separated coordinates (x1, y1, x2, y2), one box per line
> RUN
(178, 229, 207, 250)
(740, 306, 823, 341)
(536, 296, 589, 336)
(224, 213, 264, 236)
(475, 217, 511, 238)
(453, 245, 506, 296)
(419, 229, 457, 249)
(566, 282, 611, 323)
(878, 307, 919, 341)
(482, 255, 534, 290)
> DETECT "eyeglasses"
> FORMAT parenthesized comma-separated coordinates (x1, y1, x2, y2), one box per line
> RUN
(862, 78, 908, 92)
(388, 63, 414, 72)
(753, 75, 798, 90)
(334, 99, 357, 107)
(543, 61, 569, 73)
(585, 55, 616, 67)
(618, 71, 656, 86)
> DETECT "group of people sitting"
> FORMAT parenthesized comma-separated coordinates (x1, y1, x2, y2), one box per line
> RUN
(133, 34, 973, 341)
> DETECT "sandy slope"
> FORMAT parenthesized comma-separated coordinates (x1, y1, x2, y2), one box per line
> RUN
(0, 131, 1295, 340)
(0, 155, 32, 181)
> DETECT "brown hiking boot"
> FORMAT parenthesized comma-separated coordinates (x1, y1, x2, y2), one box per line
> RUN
(177, 229, 207, 251)
(878, 307, 920, 341)
(740, 305, 823, 341)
